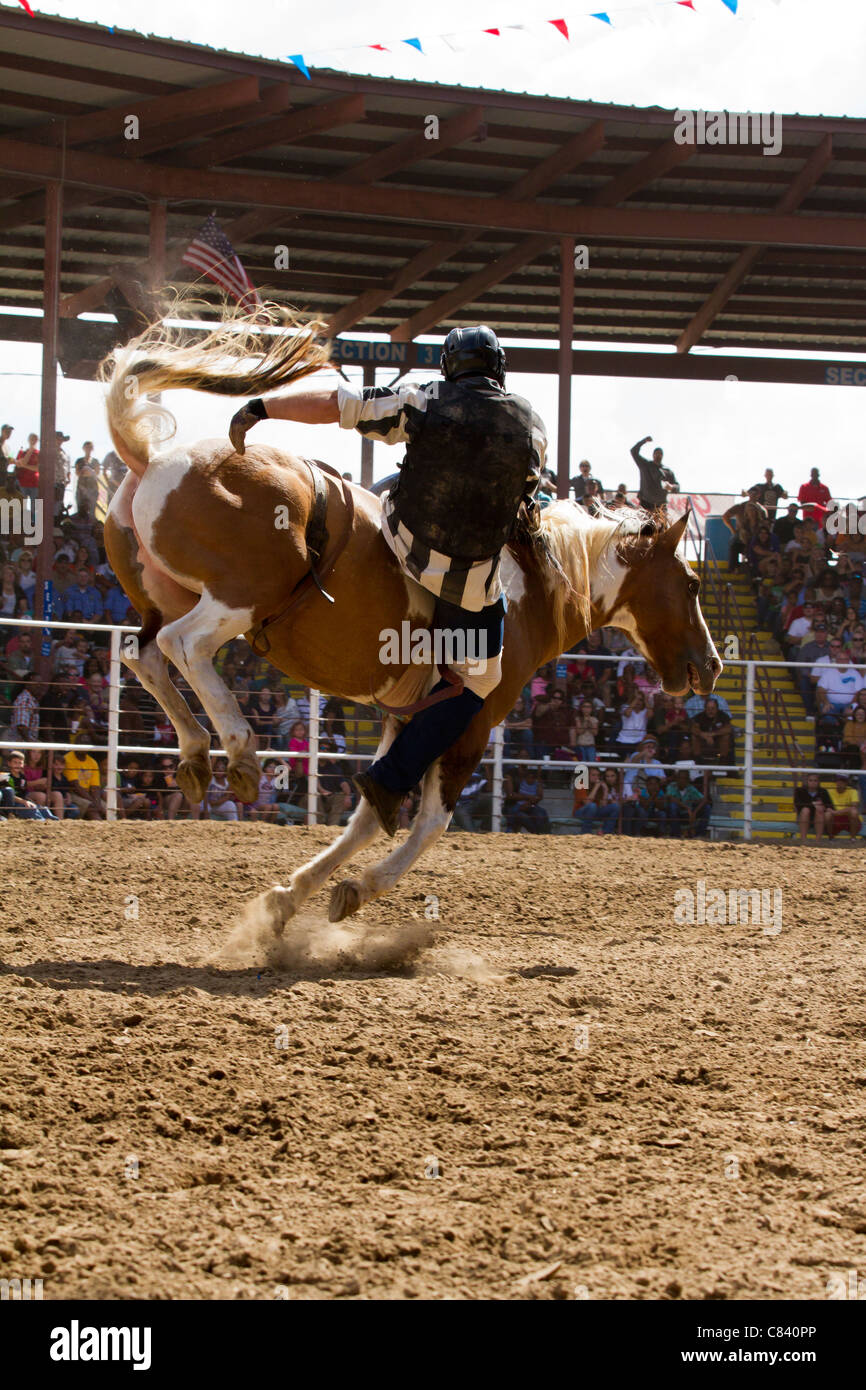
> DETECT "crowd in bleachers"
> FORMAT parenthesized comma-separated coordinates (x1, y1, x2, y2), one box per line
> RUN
(1, 429, 864, 840)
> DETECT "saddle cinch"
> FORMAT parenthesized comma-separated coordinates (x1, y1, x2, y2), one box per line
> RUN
(250, 459, 465, 718)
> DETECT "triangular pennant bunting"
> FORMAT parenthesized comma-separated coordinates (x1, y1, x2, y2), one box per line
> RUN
(591, 11, 612, 23)
(402, 38, 423, 53)
(287, 54, 311, 80)
(549, 19, 569, 39)
(720, 0, 738, 12)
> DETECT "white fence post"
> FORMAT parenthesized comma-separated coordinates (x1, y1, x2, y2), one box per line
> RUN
(105, 627, 121, 822)
(491, 722, 504, 833)
(306, 688, 320, 826)
(743, 660, 755, 843)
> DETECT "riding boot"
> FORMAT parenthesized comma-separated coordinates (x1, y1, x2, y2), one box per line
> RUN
(367, 680, 484, 796)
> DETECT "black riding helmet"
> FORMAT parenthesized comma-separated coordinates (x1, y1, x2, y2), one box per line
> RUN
(440, 325, 506, 387)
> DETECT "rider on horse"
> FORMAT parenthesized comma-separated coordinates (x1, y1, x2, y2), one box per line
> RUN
(229, 325, 548, 837)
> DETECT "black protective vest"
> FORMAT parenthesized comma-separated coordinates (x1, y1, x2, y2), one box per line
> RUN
(389, 377, 535, 562)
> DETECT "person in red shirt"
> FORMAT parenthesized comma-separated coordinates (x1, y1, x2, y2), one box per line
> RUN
(797, 467, 832, 527)
(15, 432, 39, 508)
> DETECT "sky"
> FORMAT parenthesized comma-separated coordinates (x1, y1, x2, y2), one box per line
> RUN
(2, 0, 865, 500)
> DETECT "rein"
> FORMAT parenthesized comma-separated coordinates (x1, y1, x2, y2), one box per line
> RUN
(250, 458, 354, 656)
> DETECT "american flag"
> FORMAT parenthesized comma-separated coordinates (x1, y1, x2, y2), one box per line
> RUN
(181, 214, 262, 311)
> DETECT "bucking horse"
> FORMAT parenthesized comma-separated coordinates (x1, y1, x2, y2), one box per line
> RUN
(100, 303, 721, 927)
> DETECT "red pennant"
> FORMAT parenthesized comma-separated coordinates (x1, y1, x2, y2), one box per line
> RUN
(484, 28, 501, 36)
(369, 43, 388, 51)
(18, 0, 34, 12)
(676, 1, 695, 8)
(549, 18, 569, 40)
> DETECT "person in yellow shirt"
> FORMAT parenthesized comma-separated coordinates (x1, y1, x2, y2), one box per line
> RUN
(63, 736, 106, 820)
(827, 773, 861, 840)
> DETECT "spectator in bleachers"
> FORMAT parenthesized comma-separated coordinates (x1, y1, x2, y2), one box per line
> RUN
(599, 767, 623, 833)
(747, 523, 779, 573)
(842, 705, 866, 765)
(630, 436, 679, 512)
(318, 739, 354, 826)
(826, 773, 862, 839)
(723, 490, 767, 572)
(572, 766, 614, 834)
(748, 468, 788, 519)
(794, 774, 832, 844)
(59, 567, 103, 622)
(11, 680, 40, 742)
(797, 467, 832, 527)
(0, 422, 15, 487)
(249, 757, 283, 822)
(1, 563, 23, 617)
(6, 629, 34, 680)
(691, 696, 733, 767)
(772, 503, 800, 546)
(504, 762, 549, 834)
(287, 719, 309, 800)
(249, 684, 278, 748)
(0, 749, 54, 820)
(14, 432, 39, 511)
(504, 690, 533, 760)
(798, 622, 832, 712)
(574, 699, 599, 762)
(273, 686, 303, 744)
(570, 459, 605, 501)
(207, 757, 240, 821)
(614, 691, 649, 754)
(63, 735, 106, 819)
(665, 768, 710, 839)
(21, 747, 65, 819)
(451, 766, 491, 832)
(815, 648, 865, 715)
(531, 686, 575, 762)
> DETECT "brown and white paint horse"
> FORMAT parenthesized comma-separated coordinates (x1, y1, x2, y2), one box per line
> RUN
(101, 305, 721, 926)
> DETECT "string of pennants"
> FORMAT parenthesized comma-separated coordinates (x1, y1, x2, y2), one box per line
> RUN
(284, 0, 748, 81)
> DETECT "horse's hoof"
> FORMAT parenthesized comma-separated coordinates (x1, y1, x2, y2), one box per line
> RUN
(328, 879, 364, 922)
(227, 749, 261, 804)
(176, 753, 211, 802)
(260, 885, 294, 937)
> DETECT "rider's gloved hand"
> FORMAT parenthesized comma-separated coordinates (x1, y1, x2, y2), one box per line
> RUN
(229, 397, 268, 455)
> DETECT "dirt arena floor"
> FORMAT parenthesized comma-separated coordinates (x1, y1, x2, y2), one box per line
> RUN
(1, 822, 865, 1301)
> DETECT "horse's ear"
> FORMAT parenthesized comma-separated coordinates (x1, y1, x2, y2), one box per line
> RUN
(657, 511, 689, 552)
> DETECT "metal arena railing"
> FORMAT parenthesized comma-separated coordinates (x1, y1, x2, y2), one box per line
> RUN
(1, 617, 864, 841)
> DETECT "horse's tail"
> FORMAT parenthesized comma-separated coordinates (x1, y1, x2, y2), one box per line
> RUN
(98, 298, 332, 478)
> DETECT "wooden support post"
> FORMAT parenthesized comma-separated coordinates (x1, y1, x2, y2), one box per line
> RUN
(36, 181, 61, 670)
(360, 362, 375, 489)
(557, 237, 574, 500)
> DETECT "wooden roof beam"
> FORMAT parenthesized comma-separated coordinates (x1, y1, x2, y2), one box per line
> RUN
(0, 52, 177, 96)
(27, 75, 261, 148)
(338, 104, 483, 185)
(0, 135, 862, 250)
(118, 84, 294, 161)
(173, 92, 365, 169)
(390, 129, 690, 341)
(331, 121, 605, 337)
(677, 135, 834, 353)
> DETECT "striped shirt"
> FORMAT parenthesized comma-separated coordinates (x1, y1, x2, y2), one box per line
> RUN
(337, 377, 546, 612)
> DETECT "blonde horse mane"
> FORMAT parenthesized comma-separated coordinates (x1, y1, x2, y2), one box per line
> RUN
(98, 296, 332, 473)
(535, 499, 661, 646)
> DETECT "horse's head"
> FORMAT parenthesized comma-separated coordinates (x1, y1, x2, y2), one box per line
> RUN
(602, 512, 722, 696)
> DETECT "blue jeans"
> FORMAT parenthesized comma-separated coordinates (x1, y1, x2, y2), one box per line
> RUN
(574, 744, 597, 762)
